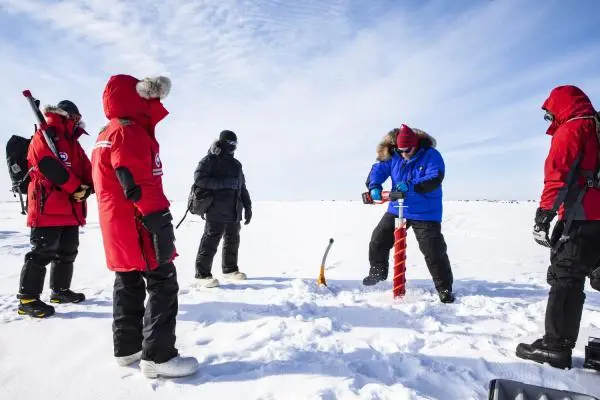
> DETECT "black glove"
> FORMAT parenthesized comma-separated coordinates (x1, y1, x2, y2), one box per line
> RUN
(591, 267, 600, 291)
(141, 209, 176, 265)
(533, 208, 555, 248)
(244, 208, 252, 225)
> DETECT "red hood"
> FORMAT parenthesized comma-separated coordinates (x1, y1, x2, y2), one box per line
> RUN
(102, 74, 169, 134)
(44, 111, 87, 140)
(542, 85, 596, 136)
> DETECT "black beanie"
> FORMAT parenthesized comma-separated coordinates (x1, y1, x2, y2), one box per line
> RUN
(219, 130, 237, 142)
(57, 100, 80, 117)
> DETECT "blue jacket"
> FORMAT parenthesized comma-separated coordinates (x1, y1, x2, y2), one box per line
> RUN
(366, 132, 445, 222)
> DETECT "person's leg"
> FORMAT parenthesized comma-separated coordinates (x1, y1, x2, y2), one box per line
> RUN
(410, 220, 454, 300)
(113, 270, 146, 363)
(139, 262, 198, 378)
(222, 221, 244, 278)
(516, 221, 600, 369)
(141, 263, 179, 363)
(195, 221, 226, 279)
(364, 212, 396, 285)
(49, 225, 85, 303)
(17, 227, 62, 317)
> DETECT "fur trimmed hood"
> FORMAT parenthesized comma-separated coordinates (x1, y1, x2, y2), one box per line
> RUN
(136, 76, 171, 100)
(376, 128, 437, 161)
(42, 105, 87, 130)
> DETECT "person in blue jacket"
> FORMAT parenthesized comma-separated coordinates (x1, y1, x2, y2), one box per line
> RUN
(364, 124, 455, 303)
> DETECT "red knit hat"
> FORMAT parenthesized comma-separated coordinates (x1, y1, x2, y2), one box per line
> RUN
(396, 124, 418, 148)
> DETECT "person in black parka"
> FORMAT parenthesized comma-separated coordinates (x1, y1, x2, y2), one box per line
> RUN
(193, 130, 252, 288)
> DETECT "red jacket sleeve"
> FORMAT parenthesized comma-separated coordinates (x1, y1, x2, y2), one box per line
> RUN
(109, 126, 169, 216)
(29, 132, 81, 194)
(79, 144, 93, 187)
(540, 125, 582, 210)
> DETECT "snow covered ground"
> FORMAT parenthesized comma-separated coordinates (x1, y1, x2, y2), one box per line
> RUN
(0, 200, 598, 399)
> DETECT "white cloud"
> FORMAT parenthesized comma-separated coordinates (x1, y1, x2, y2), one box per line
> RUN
(0, 0, 598, 203)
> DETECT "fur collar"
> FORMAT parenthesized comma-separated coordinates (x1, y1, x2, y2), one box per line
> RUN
(42, 105, 86, 129)
(376, 128, 437, 161)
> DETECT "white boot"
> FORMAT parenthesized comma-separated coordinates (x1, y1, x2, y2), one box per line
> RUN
(116, 350, 142, 366)
(223, 271, 247, 281)
(140, 355, 199, 379)
(195, 277, 220, 288)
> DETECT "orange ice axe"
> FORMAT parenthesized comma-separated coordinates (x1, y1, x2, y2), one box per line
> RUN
(317, 238, 334, 286)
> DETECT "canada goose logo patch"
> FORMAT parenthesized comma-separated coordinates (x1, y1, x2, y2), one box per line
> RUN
(155, 153, 161, 168)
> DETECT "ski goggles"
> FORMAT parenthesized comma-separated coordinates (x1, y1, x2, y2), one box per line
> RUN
(225, 140, 237, 147)
(544, 110, 555, 122)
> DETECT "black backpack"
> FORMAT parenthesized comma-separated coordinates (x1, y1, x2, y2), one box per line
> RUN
(6, 134, 32, 195)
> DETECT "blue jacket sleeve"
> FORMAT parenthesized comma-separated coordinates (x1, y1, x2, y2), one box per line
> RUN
(413, 149, 444, 185)
(366, 160, 392, 190)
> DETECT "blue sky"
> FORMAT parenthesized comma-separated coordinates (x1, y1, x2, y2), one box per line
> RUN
(1, 0, 599, 202)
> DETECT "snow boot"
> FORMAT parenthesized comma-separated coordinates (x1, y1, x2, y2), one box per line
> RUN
(195, 277, 220, 288)
(17, 298, 55, 318)
(223, 271, 247, 281)
(116, 350, 142, 367)
(362, 265, 387, 286)
(140, 355, 199, 379)
(438, 289, 455, 304)
(50, 289, 86, 304)
(515, 338, 572, 369)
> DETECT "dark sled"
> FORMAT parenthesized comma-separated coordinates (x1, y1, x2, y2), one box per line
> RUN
(488, 378, 599, 400)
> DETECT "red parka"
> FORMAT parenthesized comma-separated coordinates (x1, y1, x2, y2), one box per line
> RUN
(540, 85, 600, 220)
(27, 107, 92, 227)
(91, 74, 175, 272)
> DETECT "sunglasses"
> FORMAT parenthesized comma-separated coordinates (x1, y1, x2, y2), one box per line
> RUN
(544, 110, 555, 122)
(226, 140, 237, 147)
(396, 147, 412, 154)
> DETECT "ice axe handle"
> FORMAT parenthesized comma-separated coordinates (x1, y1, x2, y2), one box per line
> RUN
(22, 90, 46, 128)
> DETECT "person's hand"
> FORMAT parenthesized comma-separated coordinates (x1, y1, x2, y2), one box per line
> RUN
(533, 208, 555, 248)
(370, 188, 382, 201)
(244, 208, 252, 225)
(72, 184, 92, 202)
(396, 182, 409, 193)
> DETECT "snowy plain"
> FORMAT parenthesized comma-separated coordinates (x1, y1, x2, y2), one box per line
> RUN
(0, 199, 599, 400)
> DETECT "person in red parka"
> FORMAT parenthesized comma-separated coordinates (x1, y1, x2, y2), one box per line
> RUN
(516, 85, 600, 369)
(91, 74, 198, 379)
(17, 100, 93, 318)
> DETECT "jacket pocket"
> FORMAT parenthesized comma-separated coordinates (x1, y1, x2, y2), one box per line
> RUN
(41, 186, 73, 216)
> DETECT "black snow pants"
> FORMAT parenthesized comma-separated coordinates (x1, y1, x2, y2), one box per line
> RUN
(113, 262, 179, 363)
(544, 220, 600, 349)
(18, 226, 80, 299)
(195, 220, 241, 278)
(368, 212, 454, 291)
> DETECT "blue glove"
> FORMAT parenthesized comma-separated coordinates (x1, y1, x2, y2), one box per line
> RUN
(370, 188, 382, 201)
(396, 182, 409, 193)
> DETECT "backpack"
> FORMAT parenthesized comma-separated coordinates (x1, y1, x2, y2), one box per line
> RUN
(6, 135, 32, 195)
(175, 184, 213, 229)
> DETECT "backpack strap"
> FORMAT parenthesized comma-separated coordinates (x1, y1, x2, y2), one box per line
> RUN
(554, 113, 600, 245)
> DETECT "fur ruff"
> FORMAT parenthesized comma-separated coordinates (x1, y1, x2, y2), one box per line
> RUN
(136, 76, 171, 100)
(42, 105, 86, 128)
(376, 128, 437, 161)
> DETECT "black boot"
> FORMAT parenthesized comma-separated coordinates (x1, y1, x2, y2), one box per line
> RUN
(515, 338, 572, 369)
(50, 289, 85, 304)
(362, 265, 387, 286)
(438, 288, 455, 303)
(18, 298, 55, 318)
